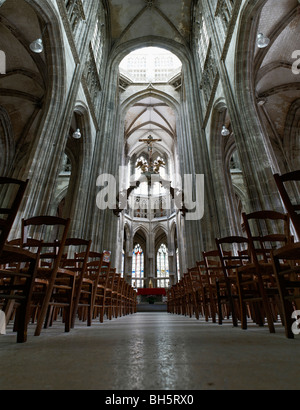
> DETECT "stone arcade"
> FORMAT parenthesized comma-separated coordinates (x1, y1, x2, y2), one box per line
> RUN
(1, 0, 298, 291)
(0, 0, 300, 391)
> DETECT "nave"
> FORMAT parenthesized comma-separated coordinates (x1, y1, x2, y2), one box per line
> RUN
(1, 0, 300, 393)
(0, 312, 299, 391)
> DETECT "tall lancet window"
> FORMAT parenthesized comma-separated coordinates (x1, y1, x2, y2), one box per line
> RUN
(156, 244, 169, 288)
(132, 244, 144, 288)
(134, 156, 148, 195)
(91, 3, 105, 72)
(121, 249, 125, 278)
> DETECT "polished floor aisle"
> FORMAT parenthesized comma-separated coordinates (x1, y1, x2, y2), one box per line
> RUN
(0, 312, 300, 390)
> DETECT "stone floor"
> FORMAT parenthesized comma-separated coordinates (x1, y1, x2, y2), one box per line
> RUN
(0, 311, 299, 391)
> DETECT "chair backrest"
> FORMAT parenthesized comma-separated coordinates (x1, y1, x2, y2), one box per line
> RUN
(273, 171, 300, 238)
(106, 267, 116, 291)
(242, 210, 292, 265)
(215, 236, 251, 276)
(196, 259, 212, 288)
(0, 178, 28, 254)
(85, 251, 113, 290)
(21, 216, 71, 270)
(202, 249, 228, 285)
(187, 266, 205, 293)
(61, 238, 92, 276)
(113, 273, 122, 293)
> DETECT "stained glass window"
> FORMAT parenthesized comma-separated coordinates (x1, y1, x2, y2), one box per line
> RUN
(156, 244, 169, 288)
(121, 249, 125, 278)
(119, 47, 182, 84)
(132, 244, 144, 288)
(176, 248, 180, 278)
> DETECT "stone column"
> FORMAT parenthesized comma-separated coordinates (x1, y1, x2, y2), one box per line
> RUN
(82, 60, 123, 263)
(176, 59, 219, 267)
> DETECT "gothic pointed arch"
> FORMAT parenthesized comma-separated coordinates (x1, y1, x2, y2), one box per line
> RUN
(234, 0, 300, 213)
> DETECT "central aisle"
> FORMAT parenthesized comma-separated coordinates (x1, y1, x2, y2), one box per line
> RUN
(0, 312, 299, 390)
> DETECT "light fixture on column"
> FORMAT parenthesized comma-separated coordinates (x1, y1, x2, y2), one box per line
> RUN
(30, 38, 43, 53)
(257, 33, 270, 48)
(30, 25, 48, 54)
(257, 98, 267, 106)
(221, 125, 230, 137)
(72, 128, 81, 139)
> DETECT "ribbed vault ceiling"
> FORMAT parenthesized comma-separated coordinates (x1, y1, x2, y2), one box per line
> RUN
(125, 95, 176, 158)
(256, 1, 300, 129)
(108, 0, 192, 47)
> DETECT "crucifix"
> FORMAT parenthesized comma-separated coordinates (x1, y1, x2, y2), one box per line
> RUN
(139, 135, 162, 168)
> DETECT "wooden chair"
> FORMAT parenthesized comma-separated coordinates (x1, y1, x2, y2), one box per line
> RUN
(237, 210, 292, 333)
(0, 243, 41, 343)
(111, 273, 122, 319)
(202, 250, 230, 325)
(3, 238, 44, 322)
(119, 277, 136, 317)
(196, 260, 217, 322)
(171, 280, 185, 316)
(92, 260, 114, 322)
(130, 286, 137, 314)
(172, 282, 180, 315)
(215, 236, 251, 327)
(118, 277, 129, 318)
(185, 267, 206, 320)
(177, 274, 190, 318)
(0, 178, 43, 343)
(181, 273, 195, 318)
(271, 242, 300, 338)
(71, 250, 104, 326)
(273, 170, 300, 238)
(192, 266, 209, 320)
(122, 281, 132, 316)
(105, 268, 118, 320)
(123, 279, 136, 316)
(0, 177, 28, 255)
(21, 216, 73, 336)
(167, 287, 175, 314)
(179, 277, 188, 316)
(55, 238, 92, 328)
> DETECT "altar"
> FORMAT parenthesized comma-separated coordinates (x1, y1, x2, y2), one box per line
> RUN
(137, 288, 167, 304)
(137, 288, 167, 296)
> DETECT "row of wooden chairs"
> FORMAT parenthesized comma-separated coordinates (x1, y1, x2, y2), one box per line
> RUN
(168, 170, 300, 339)
(0, 177, 137, 343)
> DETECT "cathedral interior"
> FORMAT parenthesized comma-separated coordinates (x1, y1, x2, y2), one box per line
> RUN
(0, 0, 300, 391)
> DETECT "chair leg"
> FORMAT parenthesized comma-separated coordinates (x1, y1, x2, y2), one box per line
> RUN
(237, 279, 248, 330)
(64, 306, 71, 333)
(216, 281, 223, 325)
(273, 260, 295, 339)
(14, 305, 27, 343)
(257, 280, 275, 333)
(16, 262, 38, 343)
(35, 283, 55, 336)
